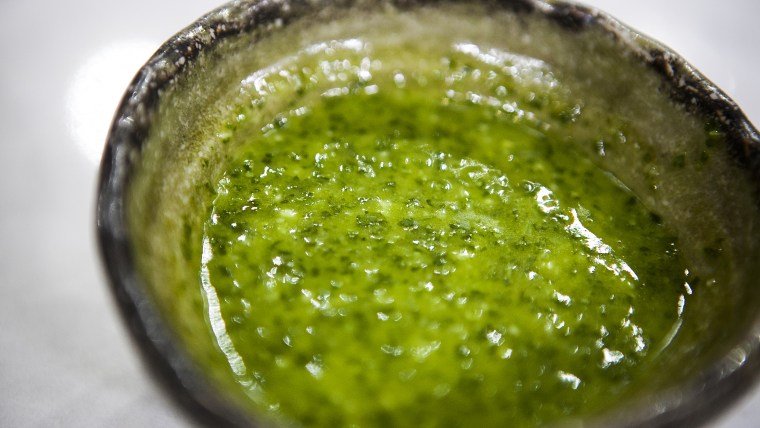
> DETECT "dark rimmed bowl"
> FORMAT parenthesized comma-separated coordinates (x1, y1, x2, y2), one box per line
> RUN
(97, 0, 760, 426)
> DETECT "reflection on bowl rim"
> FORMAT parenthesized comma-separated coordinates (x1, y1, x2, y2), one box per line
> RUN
(96, 0, 760, 426)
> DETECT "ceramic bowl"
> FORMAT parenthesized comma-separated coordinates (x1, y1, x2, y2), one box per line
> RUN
(97, 0, 760, 426)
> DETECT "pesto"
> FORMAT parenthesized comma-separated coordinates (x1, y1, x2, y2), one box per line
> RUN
(198, 40, 689, 427)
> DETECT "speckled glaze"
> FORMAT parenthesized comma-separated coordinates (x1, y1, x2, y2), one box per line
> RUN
(97, 0, 760, 426)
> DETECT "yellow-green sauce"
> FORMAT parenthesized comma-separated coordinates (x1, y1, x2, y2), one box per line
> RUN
(197, 39, 689, 426)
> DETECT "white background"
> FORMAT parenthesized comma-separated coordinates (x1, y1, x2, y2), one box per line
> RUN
(1, 0, 758, 426)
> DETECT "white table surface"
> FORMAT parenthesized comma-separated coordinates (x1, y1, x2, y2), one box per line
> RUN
(1, 1, 758, 426)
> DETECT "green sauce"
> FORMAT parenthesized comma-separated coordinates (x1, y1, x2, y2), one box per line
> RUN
(199, 39, 688, 426)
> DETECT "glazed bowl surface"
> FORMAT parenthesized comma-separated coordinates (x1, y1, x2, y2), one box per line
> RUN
(98, 0, 760, 426)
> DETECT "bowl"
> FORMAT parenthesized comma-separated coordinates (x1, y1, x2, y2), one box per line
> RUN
(97, 0, 760, 426)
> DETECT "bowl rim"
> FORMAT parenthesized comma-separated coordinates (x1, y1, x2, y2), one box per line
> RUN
(97, 0, 760, 426)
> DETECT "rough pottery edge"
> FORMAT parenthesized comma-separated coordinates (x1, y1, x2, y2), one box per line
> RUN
(97, 1, 760, 427)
